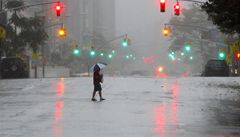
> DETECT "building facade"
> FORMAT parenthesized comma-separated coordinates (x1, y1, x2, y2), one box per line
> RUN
(66, 0, 116, 48)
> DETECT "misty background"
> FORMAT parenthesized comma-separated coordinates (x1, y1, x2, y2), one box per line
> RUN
(44, 0, 200, 76)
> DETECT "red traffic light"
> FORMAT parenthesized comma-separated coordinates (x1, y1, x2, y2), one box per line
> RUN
(235, 51, 240, 60)
(174, 1, 180, 16)
(55, 2, 63, 16)
(160, 0, 166, 12)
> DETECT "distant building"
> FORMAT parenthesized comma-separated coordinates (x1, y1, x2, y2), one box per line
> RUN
(66, 0, 116, 47)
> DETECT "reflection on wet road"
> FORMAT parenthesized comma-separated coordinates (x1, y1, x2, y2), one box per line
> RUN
(54, 78, 65, 137)
(153, 78, 240, 137)
(154, 80, 180, 137)
(0, 77, 239, 137)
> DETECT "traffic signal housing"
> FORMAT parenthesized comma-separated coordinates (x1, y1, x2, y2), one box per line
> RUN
(218, 51, 226, 60)
(174, 1, 180, 16)
(58, 27, 66, 37)
(160, 0, 166, 12)
(90, 50, 96, 57)
(55, 2, 63, 16)
(184, 45, 191, 52)
(162, 26, 170, 36)
(235, 51, 240, 60)
(122, 38, 129, 47)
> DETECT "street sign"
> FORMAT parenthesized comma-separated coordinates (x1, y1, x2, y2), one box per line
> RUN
(0, 26, 6, 39)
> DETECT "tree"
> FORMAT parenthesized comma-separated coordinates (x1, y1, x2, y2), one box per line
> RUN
(167, 4, 226, 63)
(3, 0, 48, 56)
(202, 0, 240, 36)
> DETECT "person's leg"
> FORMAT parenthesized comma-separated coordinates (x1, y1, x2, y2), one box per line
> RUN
(98, 85, 105, 101)
(99, 90, 103, 98)
(92, 86, 97, 101)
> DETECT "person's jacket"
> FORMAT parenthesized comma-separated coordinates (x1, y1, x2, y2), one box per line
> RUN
(93, 71, 102, 85)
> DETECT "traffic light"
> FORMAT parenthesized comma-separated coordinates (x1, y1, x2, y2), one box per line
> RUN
(184, 45, 191, 52)
(181, 52, 185, 56)
(168, 52, 175, 60)
(72, 45, 80, 56)
(189, 56, 193, 60)
(160, 0, 166, 12)
(58, 27, 66, 37)
(122, 38, 128, 47)
(218, 51, 226, 59)
(74, 49, 80, 54)
(174, 1, 180, 16)
(73, 48, 80, 56)
(235, 51, 240, 60)
(162, 26, 169, 36)
(55, 2, 63, 16)
(90, 50, 96, 57)
(108, 54, 113, 59)
(100, 52, 104, 57)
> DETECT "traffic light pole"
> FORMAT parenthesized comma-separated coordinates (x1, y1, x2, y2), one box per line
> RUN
(164, 23, 209, 31)
(96, 34, 128, 50)
(0, 1, 60, 14)
(41, 23, 64, 78)
(178, 0, 204, 4)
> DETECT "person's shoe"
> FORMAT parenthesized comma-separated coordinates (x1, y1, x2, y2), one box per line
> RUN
(91, 98, 97, 101)
(100, 98, 106, 101)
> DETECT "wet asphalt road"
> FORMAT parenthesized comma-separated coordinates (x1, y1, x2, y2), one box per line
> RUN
(0, 77, 240, 137)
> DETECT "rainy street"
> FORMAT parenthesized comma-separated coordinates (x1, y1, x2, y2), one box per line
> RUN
(0, 77, 240, 137)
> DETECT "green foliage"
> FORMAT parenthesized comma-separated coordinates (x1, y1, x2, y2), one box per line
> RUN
(168, 4, 213, 52)
(202, 0, 240, 35)
(4, 0, 48, 55)
(166, 4, 227, 63)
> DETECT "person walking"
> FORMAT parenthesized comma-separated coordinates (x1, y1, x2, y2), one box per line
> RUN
(91, 67, 105, 101)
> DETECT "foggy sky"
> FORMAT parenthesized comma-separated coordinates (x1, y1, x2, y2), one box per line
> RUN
(115, 0, 190, 67)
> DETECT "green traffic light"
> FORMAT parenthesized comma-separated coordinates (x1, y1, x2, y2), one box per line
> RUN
(108, 54, 113, 59)
(73, 48, 80, 56)
(168, 53, 175, 60)
(122, 39, 128, 47)
(185, 46, 191, 52)
(189, 56, 193, 60)
(100, 53, 104, 57)
(122, 42, 128, 47)
(218, 52, 225, 59)
(90, 50, 96, 56)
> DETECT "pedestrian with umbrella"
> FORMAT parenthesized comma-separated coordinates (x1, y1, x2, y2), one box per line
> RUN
(91, 63, 107, 101)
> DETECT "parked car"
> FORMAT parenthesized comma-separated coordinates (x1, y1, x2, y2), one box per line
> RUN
(202, 59, 229, 77)
(1, 57, 29, 79)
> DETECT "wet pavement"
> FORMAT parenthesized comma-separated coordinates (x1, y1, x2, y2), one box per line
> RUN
(0, 77, 240, 137)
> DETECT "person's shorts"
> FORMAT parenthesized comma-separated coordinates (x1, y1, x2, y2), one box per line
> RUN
(94, 83, 102, 91)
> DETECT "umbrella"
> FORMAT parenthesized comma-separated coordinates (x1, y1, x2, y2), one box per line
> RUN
(90, 63, 107, 72)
